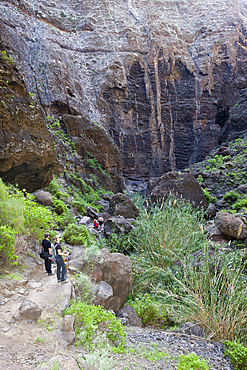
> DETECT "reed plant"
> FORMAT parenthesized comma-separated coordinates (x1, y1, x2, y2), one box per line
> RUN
(158, 246, 247, 344)
(130, 196, 206, 295)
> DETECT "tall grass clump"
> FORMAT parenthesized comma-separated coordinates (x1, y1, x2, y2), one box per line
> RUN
(158, 246, 247, 344)
(130, 195, 206, 295)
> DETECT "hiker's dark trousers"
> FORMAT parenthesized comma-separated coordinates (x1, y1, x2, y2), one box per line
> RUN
(45, 257, 52, 274)
(56, 255, 66, 281)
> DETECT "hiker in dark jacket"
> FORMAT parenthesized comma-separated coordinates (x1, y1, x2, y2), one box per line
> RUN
(54, 234, 69, 284)
(41, 232, 54, 276)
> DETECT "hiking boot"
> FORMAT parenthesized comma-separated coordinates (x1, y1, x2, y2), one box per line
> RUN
(61, 280, 68, 284)
(48, 273, 55, 276)
(57, 280, 61, 283)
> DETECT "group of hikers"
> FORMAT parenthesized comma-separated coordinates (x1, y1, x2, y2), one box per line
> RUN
(41, 217, 105, 282)
(41, 232, 69, 283)
(93, 217, 104, 229)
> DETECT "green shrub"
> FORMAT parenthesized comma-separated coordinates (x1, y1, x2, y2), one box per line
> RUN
(177, 352, 209, 370)
(223, 191, 240, 202)
(232, 198, 247, 211)
(56, 209, 75, 229)
(63, 224, 91, 245)
(224, 340, 247, 370)
(23, 196, 55, 240)
(0, 225, 18, 267)
(53, 198, 67, 215)
(70, 272, 96, 303)
(64, 301, 126, 352)
(127, 294, 170, 328)
(202, 187, 216, 204)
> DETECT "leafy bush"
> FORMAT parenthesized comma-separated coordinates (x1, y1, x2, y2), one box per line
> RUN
(223, 190, 240, 202)
(53, 198, 67, 215)
(23, 196, 55, 240)
(63, 224, 91, 245)
(0, 225, 18, 267)
(202, 187, 216, 204)
(56, 209, 75, 229)
(64, 301, 126, 352)
(159, 246, 247, 344)
(224, 340, 247, 370)
(232, 198, 247, 211)
(127, 294, 170, 328)
(177, 352, 209, 370)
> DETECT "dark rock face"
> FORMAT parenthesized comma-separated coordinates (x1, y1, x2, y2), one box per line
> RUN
(147, 171, 207, 209)
(0, 44, 57, 192)
(1, 1, 247, 182)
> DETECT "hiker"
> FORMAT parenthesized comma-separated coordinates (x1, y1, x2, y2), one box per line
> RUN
(93, 219, 98, 229)
(244, 237, 247, 253)
(41, 232, 54, 276)
(54, 234, 69, 284)
(98, 216, 104, 227)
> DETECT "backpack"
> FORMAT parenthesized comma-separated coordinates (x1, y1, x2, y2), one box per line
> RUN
(50, 243, 57, 262)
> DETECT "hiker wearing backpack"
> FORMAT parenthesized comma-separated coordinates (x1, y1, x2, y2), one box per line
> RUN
(41, 232, 54, 276)
(54, 234, 69, 284)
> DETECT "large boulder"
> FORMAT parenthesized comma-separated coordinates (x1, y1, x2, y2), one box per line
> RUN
(93, 281, 113, 308)
(147, 171, 207, 209)
(215, 212, 247, 240)
(109, 193, 139, 219)
(96, 248, 134, 313)
(180, 322, 204, 338)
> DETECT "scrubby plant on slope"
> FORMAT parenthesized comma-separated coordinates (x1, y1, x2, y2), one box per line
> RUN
(224, 340, 247, 370)
(177, 352, 209, 370)
(0, 178, 55, 265)
(63, 223, 93, 246)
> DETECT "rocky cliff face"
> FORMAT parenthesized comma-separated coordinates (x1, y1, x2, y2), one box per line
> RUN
(1, 0, 247, 184)
(0, 43, 57, 192)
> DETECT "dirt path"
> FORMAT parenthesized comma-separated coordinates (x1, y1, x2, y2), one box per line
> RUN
(0, 260, 80, 369)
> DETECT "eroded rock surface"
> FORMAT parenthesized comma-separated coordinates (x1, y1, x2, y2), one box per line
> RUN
(1, 0, 247, 182)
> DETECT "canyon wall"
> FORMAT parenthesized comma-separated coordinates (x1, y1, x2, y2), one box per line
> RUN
(1, 0, 247, 184)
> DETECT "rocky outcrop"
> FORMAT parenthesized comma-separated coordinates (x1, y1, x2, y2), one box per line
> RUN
(1, 0, 247, 182)
(0, 45, 57, 192)
(147, 171, 207, 209)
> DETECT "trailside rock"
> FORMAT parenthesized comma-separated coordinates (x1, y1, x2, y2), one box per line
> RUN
(93, 280, 113, 308)
(206, 203, 217, 218)
(59, 315, 75, 347)
(147, 172, 207, 209)
(35, 190, 54, 206)
(98, 248, 134, 313)
(19, 299, 42, 322)
(180, 322, 204, 338)
(109, 193, 139, 219)
(215, 212, 247, 240)
(117, 305, 143, 327)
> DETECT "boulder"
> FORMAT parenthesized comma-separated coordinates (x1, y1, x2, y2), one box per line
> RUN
(117, 305, 143, 327)
(180, 322, 204, 337)
(19, 299, 42, 321)
(79, 216, 91, 226)
(85, 206, 98, 219)
(39, 355, 80, 370)
(35, 190, 53, 206)
(147, 172, 207, 209)
(206, 203, 217, 218)
(97, 248, 134, 313)
(215, 212, 247, 240)
(109, 193, 139, 219)
(59, 315, 75, 347)
(93, 281, 113, 308)
(103, 216, 134, 238)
